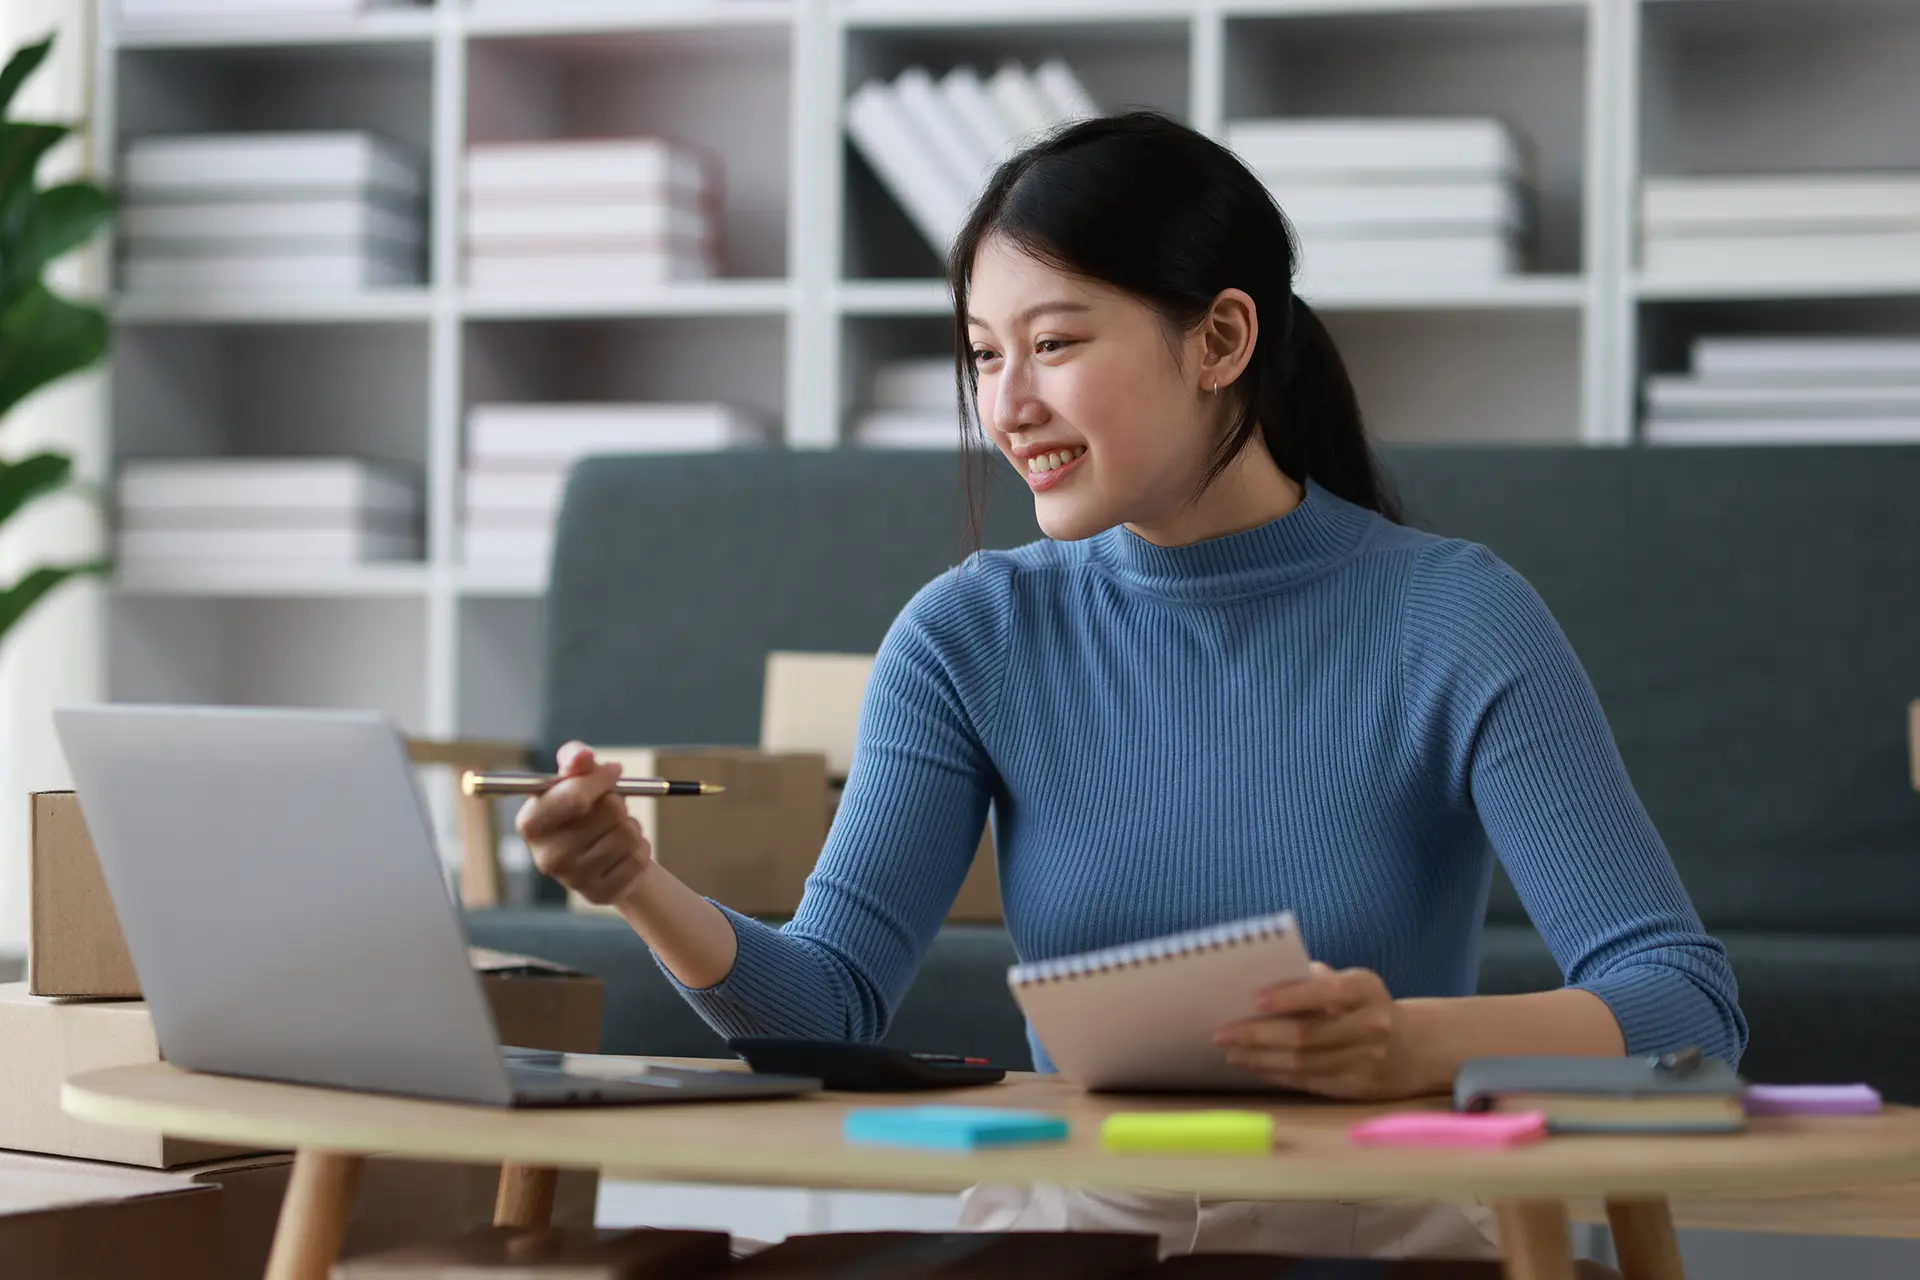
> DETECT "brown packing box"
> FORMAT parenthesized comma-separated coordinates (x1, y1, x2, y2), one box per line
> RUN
(470, 949, 605, 1053)
(572, 748, 831, 919)
(188, 1156, 601, 1280)
(728, 1231, 1157, 1278)
(332, 1226, 732, 1279)
(0, 1150, 222, 1280)
(0, 957, 599, 1167)
(29, 791, 138, 998)
(0, 984, 271, 1167)
(764, 652, 1002, 923)
(28, 790, 612, 1039)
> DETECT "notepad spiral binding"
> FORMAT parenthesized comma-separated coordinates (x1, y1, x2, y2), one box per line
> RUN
(1006, 910, 1299, 987)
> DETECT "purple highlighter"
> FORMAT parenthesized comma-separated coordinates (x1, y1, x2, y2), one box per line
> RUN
(1743, 1084, 1883, 1116)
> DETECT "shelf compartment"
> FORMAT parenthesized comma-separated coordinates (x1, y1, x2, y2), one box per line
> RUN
(1224, 4, 1588, 277)
(840, 20, 1191, 280)
(1326, 308, 1584, 444)
(467, 24, 794, 281)
(108, 596, 430, 730)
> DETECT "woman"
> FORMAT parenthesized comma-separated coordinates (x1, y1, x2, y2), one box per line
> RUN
(516, 112, 1744, 1259)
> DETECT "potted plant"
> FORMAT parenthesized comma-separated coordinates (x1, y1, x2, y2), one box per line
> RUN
(0, 32, 114, 641)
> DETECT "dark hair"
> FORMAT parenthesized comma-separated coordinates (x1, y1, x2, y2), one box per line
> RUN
(947, 110, 1401, 536)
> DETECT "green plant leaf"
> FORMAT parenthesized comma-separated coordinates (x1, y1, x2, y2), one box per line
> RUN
(0, 180, 113, 309)
(0, 121, 72, 243)
(0, 451, 74, 525)
(0, 559, 108, 644)
(0, 37, 53, 117)
(0, 283, 109, 421)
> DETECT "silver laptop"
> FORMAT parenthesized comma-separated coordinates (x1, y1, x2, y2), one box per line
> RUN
(53, 704, 819, 1108)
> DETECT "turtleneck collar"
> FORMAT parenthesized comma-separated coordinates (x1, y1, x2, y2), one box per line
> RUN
(1085, 479, 1377, 604)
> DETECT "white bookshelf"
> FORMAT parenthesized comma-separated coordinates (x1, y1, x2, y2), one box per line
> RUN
(91, 0, 1920, 813)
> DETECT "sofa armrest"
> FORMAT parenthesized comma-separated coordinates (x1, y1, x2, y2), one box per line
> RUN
(407, 736, 531, 909)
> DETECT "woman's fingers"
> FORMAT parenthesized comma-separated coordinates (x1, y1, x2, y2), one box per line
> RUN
(573, 821, 648, 904)
(516, 760, 623, 840)
(1218, 1000, 1393, 1055)
(524, 794, 626, 880)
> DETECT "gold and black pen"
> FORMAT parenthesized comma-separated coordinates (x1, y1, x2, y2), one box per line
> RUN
(461, 770, 727, 798)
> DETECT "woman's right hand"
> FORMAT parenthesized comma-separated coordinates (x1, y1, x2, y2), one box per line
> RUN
(514, 741, 655, 905)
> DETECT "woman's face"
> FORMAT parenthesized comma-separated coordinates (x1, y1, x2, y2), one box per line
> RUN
(966, 236, 1223, 543)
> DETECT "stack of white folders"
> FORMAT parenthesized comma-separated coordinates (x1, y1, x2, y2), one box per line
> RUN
(120, 133, 424, 294)
(465, 139, 718, 290)
(118, 0, 416, 26)
(851, 356, 972, 449)
(116, 458, 421, 568)
(846, 60, 1100, 255)
(1008, 910, 1310, 1093)
(1224, 117, 1533, 289)
(462, 403, 771, 568)
(1641, 174, 1920, 282)
(1645, 338, 1920, 446)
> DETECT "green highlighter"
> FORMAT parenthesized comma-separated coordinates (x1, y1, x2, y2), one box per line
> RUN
(1101, 1110, 1276, 1154)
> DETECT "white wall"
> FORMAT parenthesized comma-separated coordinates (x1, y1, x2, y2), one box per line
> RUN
(0, 0, 108, 956)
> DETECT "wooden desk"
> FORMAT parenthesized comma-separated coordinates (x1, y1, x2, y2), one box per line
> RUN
(64, 1061, 1920, 1280)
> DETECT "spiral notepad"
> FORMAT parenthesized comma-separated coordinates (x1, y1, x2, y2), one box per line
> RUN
(1007, 910, 1311, 1092)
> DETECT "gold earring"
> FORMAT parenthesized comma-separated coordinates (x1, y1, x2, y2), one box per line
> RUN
(1212, 380, 1219, 396)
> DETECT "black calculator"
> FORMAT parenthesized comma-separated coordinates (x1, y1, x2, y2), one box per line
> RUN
(728, 1037, 1007, 1092)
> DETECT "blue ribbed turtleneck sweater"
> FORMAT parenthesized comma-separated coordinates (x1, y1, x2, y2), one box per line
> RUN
(671, 481, 1747, 1072)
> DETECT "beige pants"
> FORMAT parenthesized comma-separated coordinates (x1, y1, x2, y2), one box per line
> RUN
(958, 1184, 1502, 1260)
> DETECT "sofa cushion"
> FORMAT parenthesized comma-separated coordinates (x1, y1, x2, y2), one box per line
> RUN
(1479, 923, 1920, 1103)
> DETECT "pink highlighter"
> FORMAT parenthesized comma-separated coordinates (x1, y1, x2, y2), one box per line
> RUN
(1350, 1110, 1549, 1150)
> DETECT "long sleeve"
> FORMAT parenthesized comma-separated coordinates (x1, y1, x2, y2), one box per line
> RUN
(665, 558, 1012, 1042)
(1400, 541, 1749, 1064)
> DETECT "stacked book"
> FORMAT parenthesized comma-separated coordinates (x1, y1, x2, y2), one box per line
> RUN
(116, 458, 421, 569)
(118, 0, 417, 26)
(464, 139, 719, 291)
(120, 132, 425, 294)
(1641, 173, 1920, 281)
(850, 356, 968, 449)
(845, 59, 1101, 255)
(1644, 337, 1920, 446)
(1224, 117, 1532, 291)
(462, 403, 771, 569)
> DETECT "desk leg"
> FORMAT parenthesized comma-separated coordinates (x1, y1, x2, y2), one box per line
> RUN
(1606, 1196, 1686, 1280)
(1495, 1199, 1577, 1280)
(264, 1148, 363, 1280)
(494, 1163, 560, 1229)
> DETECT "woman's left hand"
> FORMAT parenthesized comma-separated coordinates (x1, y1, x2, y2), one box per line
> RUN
(1213, 962, 1423, 1101)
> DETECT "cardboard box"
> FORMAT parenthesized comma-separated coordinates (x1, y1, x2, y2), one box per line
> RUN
(332, 1226, 731, 1279)
(188, 1155, 601, 1280)
(0, 1150, 222, 1280)
(0, 984, 272, 1167)
(471, 950, 605, 1053)
(764, 653, 1002, 923)
(29, 791, 138, 998)
(28, 789, 612, 1031)
(572, 748, 831, 919)
(0, 958, 600, 1167)
(762, 651, 873, 778)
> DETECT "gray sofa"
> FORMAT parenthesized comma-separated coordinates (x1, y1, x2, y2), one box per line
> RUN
(466, 445, 1920, 1100)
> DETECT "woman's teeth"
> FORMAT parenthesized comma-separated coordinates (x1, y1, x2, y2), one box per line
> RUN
(1026, 446, 1087, 474)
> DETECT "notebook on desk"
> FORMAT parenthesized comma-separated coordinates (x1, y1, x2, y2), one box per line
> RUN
(1007, 911, 1311, 1093)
